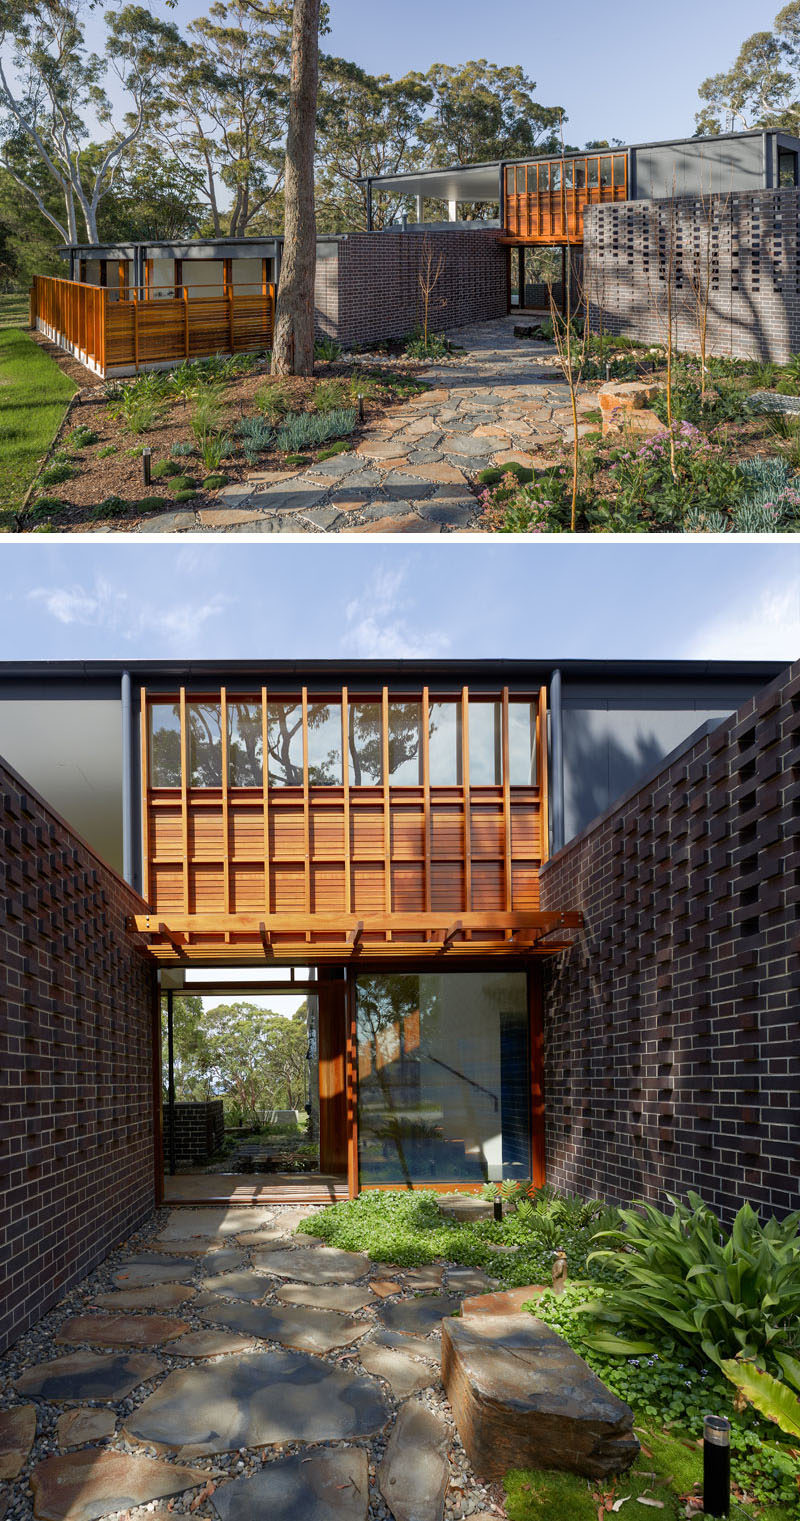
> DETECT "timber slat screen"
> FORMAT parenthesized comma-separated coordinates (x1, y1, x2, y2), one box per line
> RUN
(137, 684, 576, 963)
(504, 152, 628, 243)
(30, 275, 275, 377)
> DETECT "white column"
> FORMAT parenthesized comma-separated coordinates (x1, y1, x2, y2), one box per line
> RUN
(448, 199, 458, 222)
(416, 195, 424, 224)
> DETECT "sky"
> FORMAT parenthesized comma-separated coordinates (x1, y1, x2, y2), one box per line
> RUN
(83, 0, 780, 151)
(3, 540, 799, 664)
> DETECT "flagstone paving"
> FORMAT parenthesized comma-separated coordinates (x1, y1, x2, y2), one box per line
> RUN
(0, 1204, 510, 1521)
(138, 317, 595, 535)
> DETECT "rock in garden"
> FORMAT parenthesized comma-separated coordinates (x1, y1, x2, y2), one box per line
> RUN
(376, 1295, 461, 1336)
(0, 1406, 36, 1479)
(211, 1448, 369, 1521)
(460, 1285, 545, 1319)
(441, 1313, 639, 1481)
(168, 1331, 257, 1359)
(358, 1340, 437, 1399)
(124, 1350, 392, 1456)
(251, 1246, 370, 1283)
(378, 1402, 450, 1521)
(156, 1208, 274, 1240)
(56, 1409, 116, 1450)
(276, 1282, 374, 1312)
(91, 1284, 196, 1312)
(30, 1449, 216, 1521)
(203, 1301, 370, 1355)
(55, 1314, 189, 1349)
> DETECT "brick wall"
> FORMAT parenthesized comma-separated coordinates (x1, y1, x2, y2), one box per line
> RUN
(163, 1100, 224, 1165)
(584, 190, 800, 363)
(539, 659, 800, 1221)
(0, 753, 157, 1354)
(315, 229, 508, 348)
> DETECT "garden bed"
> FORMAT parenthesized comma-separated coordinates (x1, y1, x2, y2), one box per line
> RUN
(17, 343, 429, 532)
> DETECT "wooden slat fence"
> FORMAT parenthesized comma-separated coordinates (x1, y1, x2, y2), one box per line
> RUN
(30, 275, 275, 376)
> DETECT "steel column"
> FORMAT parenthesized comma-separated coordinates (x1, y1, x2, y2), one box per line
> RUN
(167, 989, 176, 1176)
(121, 670, 134, 884)
(550, 668, 565, 854)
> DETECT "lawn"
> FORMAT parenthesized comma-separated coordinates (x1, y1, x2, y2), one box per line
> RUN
(0, 291, 30, 330)
(0, 327, 76, 525)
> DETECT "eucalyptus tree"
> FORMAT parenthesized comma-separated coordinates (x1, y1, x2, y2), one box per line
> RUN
(696, 2, 800, 134)
(418, 60, 565, 167)
(271, 0, 320, 375)
(0, 0, 181, 243)
(316, 59, 431, 231)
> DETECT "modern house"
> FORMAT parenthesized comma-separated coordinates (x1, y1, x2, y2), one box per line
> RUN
(29, 127, 800, 371)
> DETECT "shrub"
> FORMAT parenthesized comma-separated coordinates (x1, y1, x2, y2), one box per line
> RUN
(137, 496, 168, 510)
(315, 336, 342, 362)
(312, 378, 351, 413)
(237, 416, 273, 452)
(190, 383, 226, 440)
(748, 360, 779, 390)
(171, 440, 196, 458)
(582, 1193, 800, 1374)
(106, 374, 170, 434)
(477, 463, 533, 487)
(27, 496, 66, 521)
(151, 459, 181, 480)
(597, 423, 747, 528)
(256, 380, 294, 422)
(90, 494, 128, 519)
(167, 474, 196, 493)
(780, 352, 800, 392)
(199, 431, 234, 472)
(275, 407, 357, 453)
(40, 461, 76, 486)
(404, 330, 453, 360)
(97, 443, 117, 459)
(173, 488, 197, 502)
(68, 424, 99, 450)
(203, 474, 228, 489)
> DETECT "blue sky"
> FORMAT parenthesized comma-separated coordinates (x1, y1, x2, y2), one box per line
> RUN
(97, 0, 780, 150)
(3, 542, 799, 664)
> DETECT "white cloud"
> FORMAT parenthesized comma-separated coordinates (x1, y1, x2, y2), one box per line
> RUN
(682, 576, 800, 661)
(28, 579, 228, 650)
(343, 564, 451, 657)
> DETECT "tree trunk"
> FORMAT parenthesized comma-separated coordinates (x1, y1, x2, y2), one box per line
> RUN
(271, 0, 320, 376)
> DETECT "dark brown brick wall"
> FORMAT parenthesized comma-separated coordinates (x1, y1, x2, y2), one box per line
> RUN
(539, 659, 800, 1220)
(584, 190, 800, 363)
(163, 1100, 224, 1165)
(315, 229, 508, 348)
(0, 754, 157, 1354)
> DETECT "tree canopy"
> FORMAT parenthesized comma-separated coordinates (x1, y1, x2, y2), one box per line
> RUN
(696, 2, 800, 135)
(163, 996, 309, 1128)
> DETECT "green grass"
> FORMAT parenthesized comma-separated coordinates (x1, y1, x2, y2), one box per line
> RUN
(0, 292, 30, 331)
(0, 328, 76, 524)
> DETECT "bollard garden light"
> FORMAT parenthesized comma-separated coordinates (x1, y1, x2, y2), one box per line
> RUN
(493, 1197, 503, 1223)
(142, 446, 152, 487)
(703, 1415, 731, 1517)
(358, 394, 365, 422)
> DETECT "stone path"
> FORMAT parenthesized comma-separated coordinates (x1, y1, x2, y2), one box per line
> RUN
(0, 1204, 506, 1521)
(138, 319, 595, 536)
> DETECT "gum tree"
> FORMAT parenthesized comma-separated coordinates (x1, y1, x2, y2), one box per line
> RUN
(271, 0, 321, 375)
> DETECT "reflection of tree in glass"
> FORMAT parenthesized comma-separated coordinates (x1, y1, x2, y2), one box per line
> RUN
(307, 704, 341, 785)
(349, 703, 422, 785)
(267, 702, 303, 785)
(357, 974, 443, 1185)
(151, 705, 181, 786)
(163, 997, 310, 1128)
(189, 703, 222, 786)
(228, 702, 263, 787)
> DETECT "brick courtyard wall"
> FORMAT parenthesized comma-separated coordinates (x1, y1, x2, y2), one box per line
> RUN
(0, 753, 157, 1354)
(584, 190, 800, 363)
(163, 1100, 224, 1165)
(316, 229, 508, 349)
(539, 659, 800, 1221)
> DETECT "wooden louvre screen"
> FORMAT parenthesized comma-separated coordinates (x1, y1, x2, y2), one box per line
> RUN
(503, 153, 628, 243)
(136, 685, 580, 963)
(30, 275, 275, 376)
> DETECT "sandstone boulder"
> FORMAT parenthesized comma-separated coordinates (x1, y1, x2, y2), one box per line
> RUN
(441, 1313, 638, 1481)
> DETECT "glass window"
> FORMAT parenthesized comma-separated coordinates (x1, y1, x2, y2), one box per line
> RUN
(307, 703, 342, 785)
(428, 702, 462, 786)
(188, 702, 221, 787)
(348, 703, 382, 785)
(469, 701, 502, 784)
(227, 701, 262, 787)
(587, 158, 599, 188)
(267, 701, 303, 786)
(508, 703, 537, 786)
(575, 160, 586, 189)
(779, 149, 798, 187)
(600, 156, 612, 189)
(356, 971, 530, 1185)
(388, 702, 422, 784)
(149, 703, 181, 787)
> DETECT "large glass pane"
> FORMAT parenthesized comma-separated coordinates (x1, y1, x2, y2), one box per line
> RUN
(356, 972, 529, 1184)
(227, 701, 262, 787)
(349, 703, 382, 785)
(188, 703, 221, 786)
(388, 702, 422, 784)
(428, 702, 462, 785)
(508, 703, 537, 785)
(267, 701, 303, 785)
(308, 703, 342, 785)
(469, 702, 502, 784)
(149, 703, 181, 786)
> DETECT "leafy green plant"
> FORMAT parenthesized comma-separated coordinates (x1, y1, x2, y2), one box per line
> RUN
(40, 461, 76, 486)
(312, 378, 351, 413)
(317, 440, 351, 460)
(90, 494, 127, 519)
(582, 1194, 800, 1372)
(171, 440, 197, 458)
(748, 361, 779, 390)
(764, 411, 800, 441)
(68, 424, 99, 450)
(203, 473, 228, 489)
(315, 336, 342, 362)
(151, 459, 181, 480)
(199, 431, 234, 472)
(237, 416, 273, 452)
(285, 453, 311, 466)
(137, 496, 167, 510)
(256, 380, 294, 422)
(477, 463, 534, 487)
(780, 353, 800, 392)
(190, 383, 226, 440)
(274, 407, 357, 452)
(173, 488, 197, 502)
(97, 443, 117, 459)
(106, 374, 171, 434)
(722, 1357, 800, 1440)
(26, 495, 66, 522)
(404, 329, 453, 360)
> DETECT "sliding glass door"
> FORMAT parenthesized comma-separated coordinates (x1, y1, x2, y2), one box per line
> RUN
(355, 972, 530, 1186)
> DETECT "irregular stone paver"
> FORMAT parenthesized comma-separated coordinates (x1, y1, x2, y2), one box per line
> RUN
(275, 1282, 374, 1313)
(199, 1250, 249, 1274)
(211, 1447, 368, 1521)
(379, 1402, 450, 1521)
(199, 1271, 273, 1302)
(0, 1406, 36, 1478)
(124, 1350, 392, 1456)
(376, 1296, 460, 1337)
(366, 1329, 438, 1363)
(401, 1265, 444, 1290)
(251, 1246, 370, 1283)
(15, 1352, 160, 1402)
(445, 1269, 500, 1295)
(157, 1209, 275, 1240)
(30, 1449, 216, 1521)
(369, 1279, 402, 1299)
(203, 1301, 370, 1355)
(358, 1341, 437, 1399)
(91, 1284, 197, 1312)
(461, 1284, 545, 1319)
(441, 1313, 638, 1480)
(111, 1257, 195, 1288)
(56, 1314, 189, 1349)
(169, 1331, 257, 1359)
(56, 1408, 116, 1449)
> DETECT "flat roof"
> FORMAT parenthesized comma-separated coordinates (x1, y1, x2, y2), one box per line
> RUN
(0, 658, 784, 683)
(364, 127, 799, 201)
(61, 236, 345, 257)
